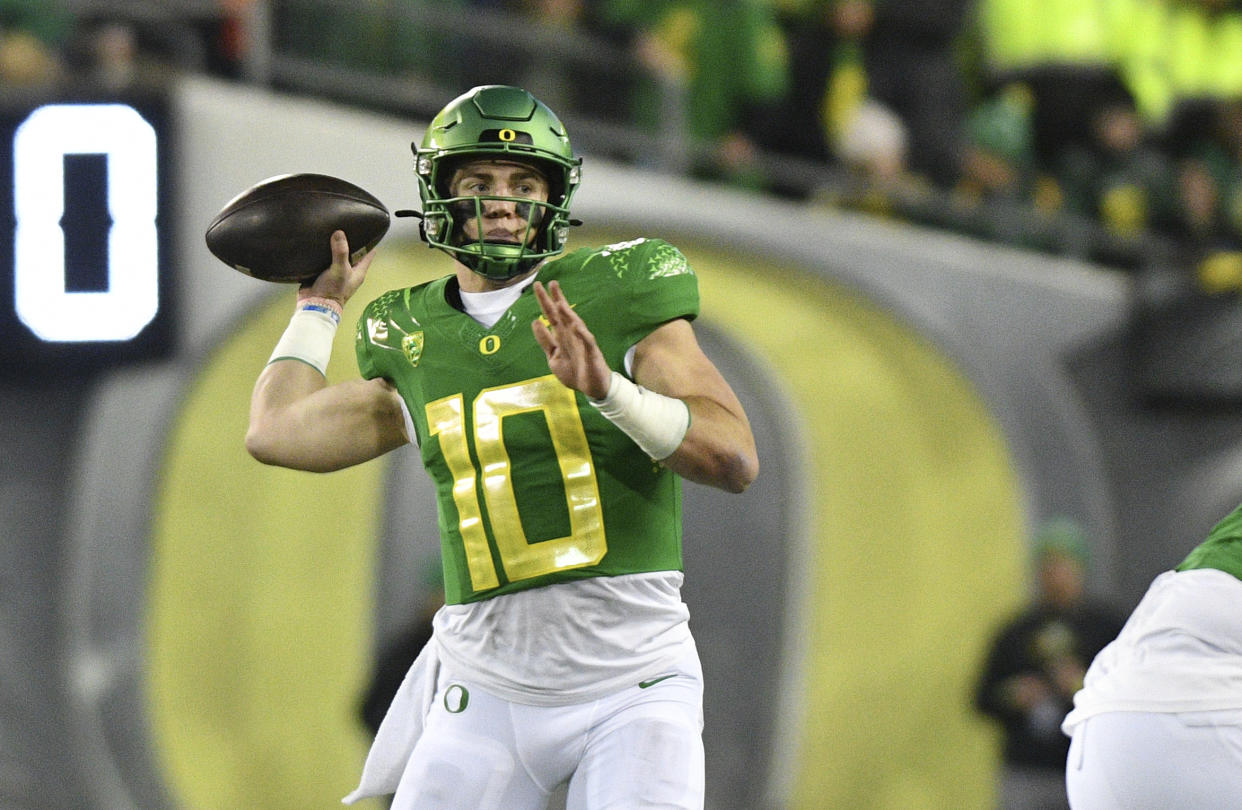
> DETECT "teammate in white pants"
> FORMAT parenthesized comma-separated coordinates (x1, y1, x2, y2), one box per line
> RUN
(1062, 504, 1242, 809)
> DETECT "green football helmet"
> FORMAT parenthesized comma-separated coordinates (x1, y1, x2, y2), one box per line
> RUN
(414, 85, 583, 280)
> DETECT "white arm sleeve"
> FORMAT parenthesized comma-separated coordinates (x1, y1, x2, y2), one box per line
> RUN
(588, 371, 690, 461)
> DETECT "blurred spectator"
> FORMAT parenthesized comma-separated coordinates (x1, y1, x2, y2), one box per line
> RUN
(505, 0, 631, 125)
(0, 27, 63, 86)
(974, 517, 1126, 810)
(0, 0, 71, 86)
(1054, 90, 1176, 265)
(861, 0, 974, 187)
(81, 21, 140, 91)
(60, 4, 228, 86)
(600, 0, 791, 187)
(768, 0, 871, 168)
(972, 0, 1124, 168)
(776, 0, 972, 189)
(62, 15, 197, 93)
(1186, 97, 1242, 245)
(1162, 96, 1242, 293)
(509, 0, 590, 112)
(975, 0, 1241, 150)
(957, 82, 1040, 205)
(810, 97, 918, 216)
(952, 81, 1074, 249)
(1169, 156, 1237, 254)
(208, 0, 261, 79)
(966, 1, 1242, 265)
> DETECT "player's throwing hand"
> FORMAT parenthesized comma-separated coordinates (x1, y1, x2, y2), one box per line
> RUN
(299, 230, 376, 307)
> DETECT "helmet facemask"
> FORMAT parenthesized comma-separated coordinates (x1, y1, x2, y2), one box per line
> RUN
(414, 86, 582, 281)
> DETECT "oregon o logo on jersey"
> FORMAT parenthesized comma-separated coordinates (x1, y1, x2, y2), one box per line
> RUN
(479, 335, 500, 355)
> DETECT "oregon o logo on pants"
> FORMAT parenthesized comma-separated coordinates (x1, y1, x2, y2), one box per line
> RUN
(443, 684, 470, 713)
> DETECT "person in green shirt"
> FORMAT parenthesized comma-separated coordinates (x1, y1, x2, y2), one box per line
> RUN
(246, 84, 758, 810)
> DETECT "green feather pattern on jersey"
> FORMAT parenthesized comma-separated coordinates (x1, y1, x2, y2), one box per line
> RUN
(355, 238, 701, 604)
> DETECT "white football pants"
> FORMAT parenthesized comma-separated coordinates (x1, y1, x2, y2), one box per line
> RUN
(1066, 710, 1242, 809)
(389, 648, 705, 810)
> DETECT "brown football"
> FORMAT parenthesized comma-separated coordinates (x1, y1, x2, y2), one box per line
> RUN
(205, 173, 390, 283)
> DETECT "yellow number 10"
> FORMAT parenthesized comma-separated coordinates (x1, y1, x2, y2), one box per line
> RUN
(426, 375, 607, 591)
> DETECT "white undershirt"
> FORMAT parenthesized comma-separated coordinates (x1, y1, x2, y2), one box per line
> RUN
(459, 274, 537, 328)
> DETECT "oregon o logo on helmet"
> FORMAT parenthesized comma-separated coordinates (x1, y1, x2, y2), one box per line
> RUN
(444, 684, 469, 713)
(498, 128, 517, 142)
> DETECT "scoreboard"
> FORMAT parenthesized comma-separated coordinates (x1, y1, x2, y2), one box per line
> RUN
(1, 89, 175, 375)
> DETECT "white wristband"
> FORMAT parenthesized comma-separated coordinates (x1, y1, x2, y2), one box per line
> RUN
(267, 305, 339, 375)
(589, 371, 690, 461)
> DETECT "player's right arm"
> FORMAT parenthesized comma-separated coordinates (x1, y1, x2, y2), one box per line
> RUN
(247, 367, 407, 472)
(246, 231, 409, 472)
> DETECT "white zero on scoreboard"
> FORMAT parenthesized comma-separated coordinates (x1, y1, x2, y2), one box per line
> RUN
(13, 103, 158, 342)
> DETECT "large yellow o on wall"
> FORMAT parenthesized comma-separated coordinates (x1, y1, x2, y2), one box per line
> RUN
(146, 234, 1023, 809)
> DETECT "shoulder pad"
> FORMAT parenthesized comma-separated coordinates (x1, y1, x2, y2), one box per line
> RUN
(592, 238, 693, 282)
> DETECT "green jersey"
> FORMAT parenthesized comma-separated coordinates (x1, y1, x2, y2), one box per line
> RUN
(356, 238, 700, 605)
(1177, 502, 1242, 581)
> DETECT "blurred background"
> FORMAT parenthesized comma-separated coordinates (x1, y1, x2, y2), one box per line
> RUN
(5, 0, 1242, 808)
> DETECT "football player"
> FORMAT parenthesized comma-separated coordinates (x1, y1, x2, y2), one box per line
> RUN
(246, 85, 758, 809)
(1062, 505, 1242, 808)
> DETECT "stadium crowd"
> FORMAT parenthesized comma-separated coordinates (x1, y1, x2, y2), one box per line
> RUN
(6, 0, 1242, 281)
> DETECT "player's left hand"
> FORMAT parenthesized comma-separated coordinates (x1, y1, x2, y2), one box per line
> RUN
(531, 280, 612, 400)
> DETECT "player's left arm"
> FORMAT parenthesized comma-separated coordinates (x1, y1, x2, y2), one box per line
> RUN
(532, 280, 757, 493)
(630, 317, 758, 492)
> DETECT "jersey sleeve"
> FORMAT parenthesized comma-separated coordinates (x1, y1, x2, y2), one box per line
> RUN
(355, 305, 380, 381)
(613, 238, 700, 348)
(354, 287, 407, 382)
(1177, 502, 1242, 580)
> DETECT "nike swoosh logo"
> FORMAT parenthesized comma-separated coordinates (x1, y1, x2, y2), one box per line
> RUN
(638, 674, 677, 689)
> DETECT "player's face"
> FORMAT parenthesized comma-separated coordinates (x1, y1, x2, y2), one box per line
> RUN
(448, 160, 550, 246)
